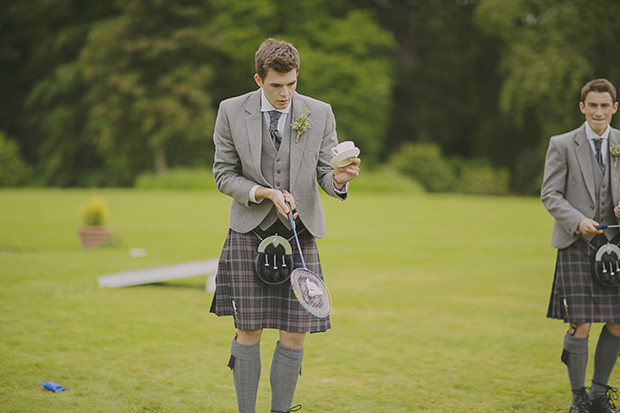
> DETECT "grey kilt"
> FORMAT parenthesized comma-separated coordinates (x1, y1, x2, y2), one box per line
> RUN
(210, 227, 331, 333)
(547, 235, 620, 323)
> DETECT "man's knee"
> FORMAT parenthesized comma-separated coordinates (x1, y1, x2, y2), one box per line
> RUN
(605, 323, 620, 337)
(573, 323, 591, 338)
(237, 329, 262, 345)
(279, 331, 305, 349)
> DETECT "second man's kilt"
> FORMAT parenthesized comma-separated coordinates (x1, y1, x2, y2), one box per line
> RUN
(548, 234, 620, 323)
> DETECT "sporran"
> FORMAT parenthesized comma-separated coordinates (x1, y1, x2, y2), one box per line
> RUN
(253, 234, 294, 285)
(593, 243, 620, 288)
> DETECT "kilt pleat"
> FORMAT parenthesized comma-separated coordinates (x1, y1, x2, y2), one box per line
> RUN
(547, 236, 620, 323)
(210, 228, 331, 333)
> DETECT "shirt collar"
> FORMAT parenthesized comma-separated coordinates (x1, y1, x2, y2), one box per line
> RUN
(260, 89, 291, 114)
(584, 121, 611, 141)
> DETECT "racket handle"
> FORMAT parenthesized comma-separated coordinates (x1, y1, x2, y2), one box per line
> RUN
(285, 201, 296, 230)
(596, 224, 620, 229)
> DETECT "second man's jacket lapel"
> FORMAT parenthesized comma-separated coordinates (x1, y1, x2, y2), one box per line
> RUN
(575, 126, 597, 205)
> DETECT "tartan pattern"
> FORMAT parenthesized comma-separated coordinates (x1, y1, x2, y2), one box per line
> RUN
(210, 229, 331, 333)
(548, 235, 620, 323)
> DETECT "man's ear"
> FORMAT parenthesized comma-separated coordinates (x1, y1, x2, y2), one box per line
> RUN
(579, 101, 586, 115)
(254, 74, 263, 88)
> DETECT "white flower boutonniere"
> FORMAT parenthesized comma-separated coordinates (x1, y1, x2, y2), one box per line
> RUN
(611, 143, 620, 168)
(291, 104, 313, 143)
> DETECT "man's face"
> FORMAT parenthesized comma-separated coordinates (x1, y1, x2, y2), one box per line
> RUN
(580, 91, 618, 136)
(254, 68, 298, 110)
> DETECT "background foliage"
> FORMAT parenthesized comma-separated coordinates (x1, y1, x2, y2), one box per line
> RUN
(2, 0, 619, 194)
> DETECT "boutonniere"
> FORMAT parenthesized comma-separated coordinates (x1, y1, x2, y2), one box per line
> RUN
(611, 143, 620, 168)
(291, 104, 313, 143)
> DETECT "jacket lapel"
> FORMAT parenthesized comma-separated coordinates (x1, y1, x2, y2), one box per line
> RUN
(244, 90, 264, 175)
(289, 93, 310, 190)
(575, 125, 596, 204)
(610, 127, 620, 205)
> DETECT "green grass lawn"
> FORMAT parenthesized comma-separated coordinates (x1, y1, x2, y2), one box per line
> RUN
(0, 188, 610, 412)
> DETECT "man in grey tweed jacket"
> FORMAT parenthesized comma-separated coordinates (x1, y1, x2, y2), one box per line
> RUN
(211, 38, 360, 413)
(541, 78, 620, 413)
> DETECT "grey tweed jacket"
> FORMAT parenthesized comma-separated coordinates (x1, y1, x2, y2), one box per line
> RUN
(213, 89, 346, 238)
(541, 124, 620, 249)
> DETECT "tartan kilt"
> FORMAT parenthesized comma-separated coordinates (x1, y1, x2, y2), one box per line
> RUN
(547, 235, 620, 323)
(210, 228, 331, 333)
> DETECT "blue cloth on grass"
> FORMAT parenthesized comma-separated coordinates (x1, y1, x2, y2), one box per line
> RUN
(40, 381, 67, 393)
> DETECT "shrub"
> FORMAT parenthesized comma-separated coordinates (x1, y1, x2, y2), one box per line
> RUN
(457, 164, 510, 195)
(0, 131, 31, 187)
(79, 196, 110, 226)
(389, 142, 455, 192)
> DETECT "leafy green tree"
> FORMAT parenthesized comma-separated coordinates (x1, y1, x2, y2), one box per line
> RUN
(79, 0, 218, 184)
(297, 10, 395, 163)
(205, 1, 396, 164)
(3, 0, 115, 187)
(3, 0, 394, 186)
(475, 0, 620, 193)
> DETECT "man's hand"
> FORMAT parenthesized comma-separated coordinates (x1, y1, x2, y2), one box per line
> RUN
(255, 188, 298, 219)
(333, 157, 361, 190)
(578, 217, 603, 236)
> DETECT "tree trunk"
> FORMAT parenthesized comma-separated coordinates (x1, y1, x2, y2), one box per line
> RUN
(155, 145, 168, 176)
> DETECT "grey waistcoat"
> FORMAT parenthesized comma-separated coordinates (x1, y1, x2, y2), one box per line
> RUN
(259, 115, 293, 231)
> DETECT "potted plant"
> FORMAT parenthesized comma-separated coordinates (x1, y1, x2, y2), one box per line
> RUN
(77, 196, 113, 248)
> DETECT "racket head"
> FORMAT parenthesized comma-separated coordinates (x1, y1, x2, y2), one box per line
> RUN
(290, 268, 332, 318)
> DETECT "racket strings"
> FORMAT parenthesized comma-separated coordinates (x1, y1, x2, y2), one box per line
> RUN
(291, 269, 331, 318)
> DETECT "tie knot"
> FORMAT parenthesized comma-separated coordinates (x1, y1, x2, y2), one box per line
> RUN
(594, 138, 603, 148)
(269, 110, 281, 121)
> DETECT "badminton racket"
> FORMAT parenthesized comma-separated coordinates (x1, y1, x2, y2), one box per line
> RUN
(286, 203, 332, 318)
(596, 225, 620, 229)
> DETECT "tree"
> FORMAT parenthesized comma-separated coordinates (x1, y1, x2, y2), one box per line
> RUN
(205, 0, 396, 164)
(3, 0, 116, 186)
(2, 0, 395, 186)
(80, 0, 217, 183)
(475, 0, 620, 193)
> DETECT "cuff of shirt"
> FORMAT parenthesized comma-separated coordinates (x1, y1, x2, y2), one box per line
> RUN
(333, 181, 348, 194)
(249, 185, 264, 204)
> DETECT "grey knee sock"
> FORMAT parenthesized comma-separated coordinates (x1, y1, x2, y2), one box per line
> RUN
(563, 332, 589, 402)
(230, 339, 261, 413)
(270, 342, 304, 413)
(590, 326, 620, 399)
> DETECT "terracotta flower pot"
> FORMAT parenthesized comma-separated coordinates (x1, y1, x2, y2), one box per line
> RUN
(78, 226, 113, 249)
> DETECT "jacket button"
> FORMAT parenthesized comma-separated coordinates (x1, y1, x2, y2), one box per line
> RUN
(591, 206, 595, 210)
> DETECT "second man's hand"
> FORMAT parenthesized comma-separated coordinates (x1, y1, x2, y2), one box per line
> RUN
(578, 217, 603, 236)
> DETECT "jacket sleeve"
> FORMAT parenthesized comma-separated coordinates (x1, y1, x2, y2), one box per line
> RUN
(316, 104, 347, 201)
(541, 135, 587, 237)
(212, 101, 263, 208)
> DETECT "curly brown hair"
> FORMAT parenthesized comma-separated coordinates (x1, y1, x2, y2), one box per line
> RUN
(255, 38, 300, 80)
(581, 78, 617, 102)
